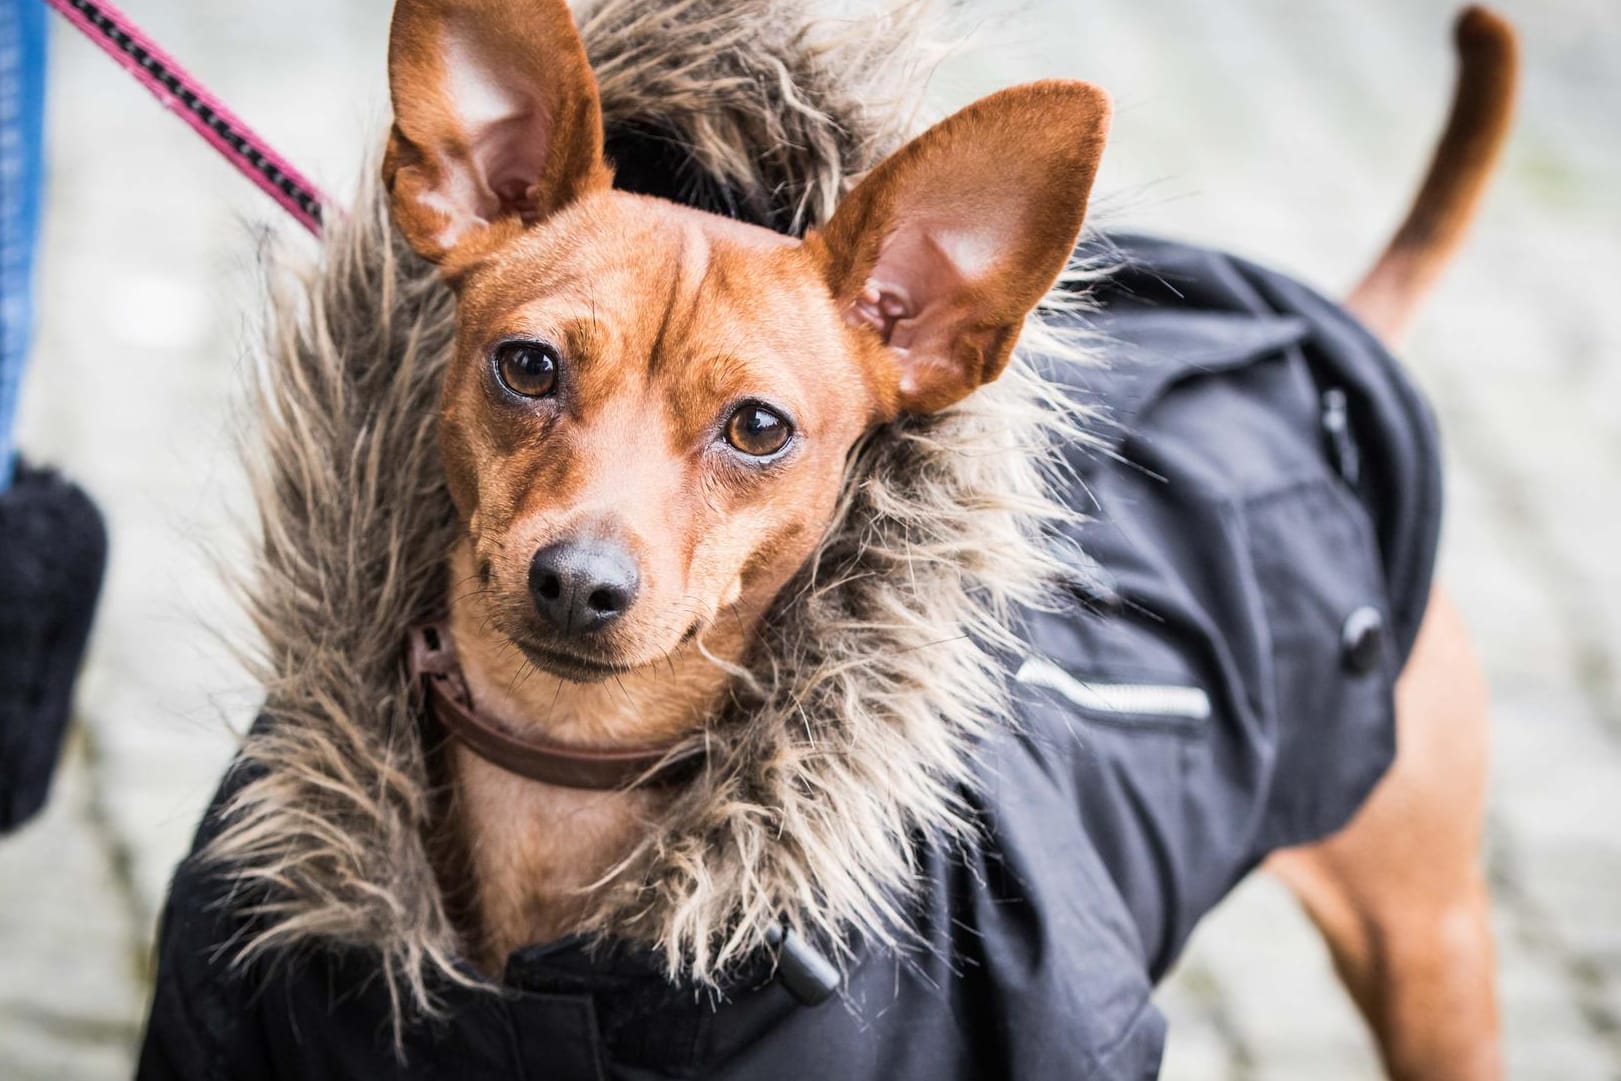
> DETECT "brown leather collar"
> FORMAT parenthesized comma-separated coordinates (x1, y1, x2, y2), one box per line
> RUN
(408, 623, 705, 790)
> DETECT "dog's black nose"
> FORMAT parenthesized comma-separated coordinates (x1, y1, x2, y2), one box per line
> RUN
(528, 539, 640, 635)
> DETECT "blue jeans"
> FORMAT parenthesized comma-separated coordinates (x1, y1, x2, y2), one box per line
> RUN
(0, 0, 47, 491)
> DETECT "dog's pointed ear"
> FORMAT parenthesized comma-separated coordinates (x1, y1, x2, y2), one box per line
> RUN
(814, 81, 1110, 414)
(383, 0, 609, 272)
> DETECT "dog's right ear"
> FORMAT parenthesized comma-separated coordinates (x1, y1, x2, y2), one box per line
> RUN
(384, 0, 609, 273)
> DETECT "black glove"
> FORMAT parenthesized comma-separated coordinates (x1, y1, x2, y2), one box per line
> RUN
(0, 460, 107, 832)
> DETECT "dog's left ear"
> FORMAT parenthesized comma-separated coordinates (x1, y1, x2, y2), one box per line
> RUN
(814, 81, 1110, 414)
(383, 0, 609, 274)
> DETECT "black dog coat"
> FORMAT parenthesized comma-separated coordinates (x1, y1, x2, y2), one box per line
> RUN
(137, 234, 1441, 1080)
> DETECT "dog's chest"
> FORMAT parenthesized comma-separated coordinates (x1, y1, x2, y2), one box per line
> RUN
(451, 746, 663, 968)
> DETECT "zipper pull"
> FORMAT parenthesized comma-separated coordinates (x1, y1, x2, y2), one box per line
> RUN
(1321, 387, 1362, 488)
(765, 923, 840, 1006)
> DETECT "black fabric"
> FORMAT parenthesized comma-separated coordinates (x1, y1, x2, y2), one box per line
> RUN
(139, 753, 1167, 1081)
(606, 126, 799, 236)
(1014, 233, 1443, 979)
(137, 234, 1442, 1080)
(0, 460, 107, 832)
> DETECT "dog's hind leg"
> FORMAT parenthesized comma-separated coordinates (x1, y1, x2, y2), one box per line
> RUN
(1266, 586, 1500, 1081)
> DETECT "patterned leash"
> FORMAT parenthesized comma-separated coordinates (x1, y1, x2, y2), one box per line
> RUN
(44, 0, 327, 235)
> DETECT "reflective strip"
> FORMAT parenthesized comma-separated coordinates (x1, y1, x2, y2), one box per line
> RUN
(1015, 656, 1212, 722)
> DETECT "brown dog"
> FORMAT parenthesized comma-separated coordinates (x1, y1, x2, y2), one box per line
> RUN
(380, 2, 1514, 1077)
(384, 0, 1109, 961)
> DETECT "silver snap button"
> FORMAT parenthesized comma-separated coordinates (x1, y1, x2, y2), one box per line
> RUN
(1341, 606, 1385, 675)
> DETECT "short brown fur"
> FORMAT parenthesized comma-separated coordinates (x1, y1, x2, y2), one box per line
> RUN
(1348, 5, 1518, 344)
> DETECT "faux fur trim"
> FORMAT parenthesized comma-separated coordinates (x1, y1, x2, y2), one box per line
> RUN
(208, 0, 1097, 1022)
(580, 0, 940, 234)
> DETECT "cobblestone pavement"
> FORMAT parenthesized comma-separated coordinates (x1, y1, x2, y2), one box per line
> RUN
(3, 1, 1617, 1077)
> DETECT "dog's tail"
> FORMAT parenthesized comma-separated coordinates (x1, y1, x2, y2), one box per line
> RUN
(1347, 5, 1518, 344)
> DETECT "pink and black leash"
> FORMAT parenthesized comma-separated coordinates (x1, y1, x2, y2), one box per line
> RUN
(44, 0, 327, 235)
(38, 0, 850, 1007)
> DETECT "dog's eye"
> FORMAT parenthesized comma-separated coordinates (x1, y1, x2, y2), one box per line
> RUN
(725, 404, 792, 457)
(494, 342, 559, 398)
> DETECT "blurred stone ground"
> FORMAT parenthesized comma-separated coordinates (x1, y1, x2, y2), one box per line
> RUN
(2, 0, 1617, 1077)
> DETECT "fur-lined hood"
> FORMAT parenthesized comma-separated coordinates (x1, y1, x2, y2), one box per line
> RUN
(210, 0, 1092, 1021)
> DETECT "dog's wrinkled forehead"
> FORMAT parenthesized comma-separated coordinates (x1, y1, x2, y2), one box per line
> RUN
(454, 192, 868, 435)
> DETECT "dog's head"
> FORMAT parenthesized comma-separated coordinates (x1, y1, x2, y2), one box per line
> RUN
(384, 0, 1109, 683)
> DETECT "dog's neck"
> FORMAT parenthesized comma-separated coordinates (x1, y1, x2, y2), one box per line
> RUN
(442, 541, 746, 970)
